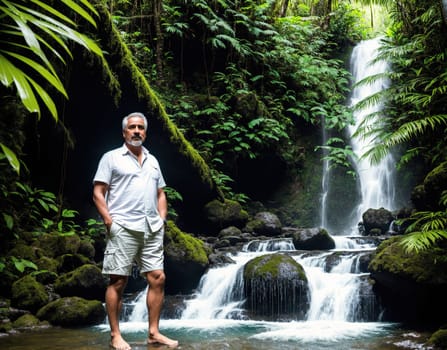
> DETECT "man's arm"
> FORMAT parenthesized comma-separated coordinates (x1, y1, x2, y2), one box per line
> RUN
(93, 181, 113, 230)
(157, 188, 168, 222)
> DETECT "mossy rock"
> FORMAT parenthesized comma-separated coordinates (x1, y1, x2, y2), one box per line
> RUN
(291, 227, 335, 250)
(369, 236, 447, 323)
(203, 199, 249, 233)
(36, 297, 106, 327)
(12, 313, 49, 330)
(8, 242, 39, 262)
(54, 264, 106, 301)
(369, 237, 447, 284)
(411, 162, 447, 211)
(243, 253, 309, 320)
(164, 221, 211, 294)
(33, 233, 81, 258)
(0, 321, 12, 333)
(57, 253, 91, 273)
(36, 256, 59, 273)
(244, 253, 307, 281)
(78, 239, 96, 259)
(246, 212, 282, 236)
(427, 328, 447, 349)
(11, 275, 49, 314)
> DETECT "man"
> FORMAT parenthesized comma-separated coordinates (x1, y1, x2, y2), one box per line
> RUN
(93, 112, 178, 350)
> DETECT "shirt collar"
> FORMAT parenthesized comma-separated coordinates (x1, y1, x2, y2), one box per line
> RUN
(120, 143, 149, 156)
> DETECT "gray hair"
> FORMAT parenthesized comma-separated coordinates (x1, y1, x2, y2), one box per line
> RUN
(122, 112, 148, 130)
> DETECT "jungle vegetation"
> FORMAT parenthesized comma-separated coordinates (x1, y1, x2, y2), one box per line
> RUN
(0, 0, 446, 281)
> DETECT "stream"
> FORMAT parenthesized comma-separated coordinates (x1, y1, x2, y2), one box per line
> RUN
(0, 37, 434, 350)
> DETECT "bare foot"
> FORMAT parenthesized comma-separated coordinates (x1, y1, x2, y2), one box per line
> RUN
(148, 333, 178, 348)
(110, 334, 132, 350)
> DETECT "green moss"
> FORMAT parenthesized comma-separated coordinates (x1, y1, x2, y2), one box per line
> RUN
(12, 314, 41, 328)
(8, 242, 38, 262)
(95, 3, 222, 198)
(244, 253, 307, 281)
(0, 321, 12, 333)
(36, 296, 106, 327)
(36, 256, 59, 273)
(369, 236, 447, 284)
(204, 199, 249, 228)
(428, 328, 447, 348)
(165, 221, 210, 265)
(11, 275, 49, 313)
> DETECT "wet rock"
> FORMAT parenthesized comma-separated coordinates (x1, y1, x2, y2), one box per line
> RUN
(411, 162, 447, 211)
(362, 208, 394, 235)
(54, 264, 106, 301)
(33, 232, 81, 258)
(245, 211, 282, 236)
(11, 275, 49, 314)
(12, 314, 49, 331)
(369, 236, 447, 324)
(203, 199, 249, 233)
(164, 221, 211, 294)
(243, 253, 309, 320)
(57, 253, 91, 273)
(290, 227, 335, 250)
(36, 297, 106, 327)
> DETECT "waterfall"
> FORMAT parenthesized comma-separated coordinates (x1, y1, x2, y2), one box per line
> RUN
(176, 238, 379, 323)
(347, 37, 396, 232)
(321, 37, 396, 234)
(102, 37, 400, 346)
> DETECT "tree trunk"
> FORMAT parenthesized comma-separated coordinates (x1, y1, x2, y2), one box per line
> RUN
(279, 0, 289, 17)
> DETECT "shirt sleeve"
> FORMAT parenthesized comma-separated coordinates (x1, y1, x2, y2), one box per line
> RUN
(93, 152, 112, 185)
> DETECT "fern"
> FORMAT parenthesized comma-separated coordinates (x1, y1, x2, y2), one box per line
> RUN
(400, 191, 447, 253)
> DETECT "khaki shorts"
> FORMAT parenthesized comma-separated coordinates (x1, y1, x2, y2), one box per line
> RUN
(102, 222, 164, 276)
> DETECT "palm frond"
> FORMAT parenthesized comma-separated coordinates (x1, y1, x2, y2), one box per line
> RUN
(0, 0, 102, 120)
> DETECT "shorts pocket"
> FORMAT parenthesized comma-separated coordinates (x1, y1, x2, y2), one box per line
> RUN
(103, 248, 117, 271)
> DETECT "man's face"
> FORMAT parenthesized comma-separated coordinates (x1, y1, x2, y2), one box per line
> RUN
(123, 116, 146, 147)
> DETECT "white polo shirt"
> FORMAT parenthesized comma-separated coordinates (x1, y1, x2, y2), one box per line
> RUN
(93, 144, 166, 232)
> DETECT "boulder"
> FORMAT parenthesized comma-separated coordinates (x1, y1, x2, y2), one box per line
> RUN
(36, 297, 106, 327)
(245, 212, 282, 236)
(78, 239, 96, 259)
(369, 236, 447, 324)
(290, 227, 335, 250)
(57, 253, 91, 273)
(164, 221, 211, 294)
(33, 232, 81, 258)
(243, 253, 309, 320)
(411, 162, 447, 211)
(203, 199, 249, 233)
(362, 208, 394, 235)
(428, 328, 447, 349)
(11, 275, 49, 313)
(54, 264, 106, 301)
(12, 314, 49, 330)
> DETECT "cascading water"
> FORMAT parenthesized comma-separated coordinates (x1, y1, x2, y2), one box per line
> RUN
(321, 37, 397, 235)
(94, 38, 413, 348)
(347, 37, 396, 232)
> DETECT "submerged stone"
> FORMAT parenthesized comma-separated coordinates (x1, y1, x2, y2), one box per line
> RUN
(243, 253, 309, 320)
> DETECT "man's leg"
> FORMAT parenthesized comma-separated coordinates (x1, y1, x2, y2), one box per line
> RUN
(106, 274, 131, 350)
(146, 270, 178, 347)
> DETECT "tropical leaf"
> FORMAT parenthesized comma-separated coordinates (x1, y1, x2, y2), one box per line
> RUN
(0, 142, 20, 174)
(0, 0, 102, 120)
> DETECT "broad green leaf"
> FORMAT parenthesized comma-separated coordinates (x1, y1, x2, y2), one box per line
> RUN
(29, 0, 76, 26)
(0, 143, 20, 174)
(2, 213, 14, 230)
(60, 0, 98, 27)
(7, 51, 67, 97)
(27, 77, 58, 120)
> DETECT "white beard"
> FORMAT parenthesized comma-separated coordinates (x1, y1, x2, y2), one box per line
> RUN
(127, 139, 143, 147)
